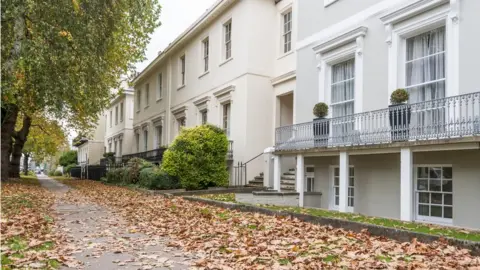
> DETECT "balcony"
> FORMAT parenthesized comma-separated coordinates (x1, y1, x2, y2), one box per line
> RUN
(122, 148, 167, 163)
(275, 92, 480, 151)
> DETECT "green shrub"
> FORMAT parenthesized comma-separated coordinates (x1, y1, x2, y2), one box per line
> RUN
(20, 170, 35, 176)
(105, 168, 125, 184)
(48, 170, 55, 176)
(162, 124, 229, 190)
(313, 102, 329, 118)
(390, 88, 409, 104)
(138, 167, 180, 190)
(64, 164, 77, 175)
(54, 171, 62, 176)
(125, 158, 152, 184)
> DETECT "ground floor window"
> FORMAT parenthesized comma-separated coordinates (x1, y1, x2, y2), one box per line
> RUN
(305, 166, 314, 192)
(332, 167, 355, 209)
(415, 166, 452, 223)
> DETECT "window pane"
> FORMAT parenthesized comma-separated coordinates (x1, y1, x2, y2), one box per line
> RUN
(431, 193, 442, 204)
(348, 197, 354, 207)
(348, 188, 354, 197)
(444, 194, 452, 205)
(442, 180, 452, 192)
(349, 167, 354, 177)
(429, 180, 441, 191)
(417, 180, 428, 190)
(417, 167, 428, 178)
(306, 167, 314, 173)
(335, 196, 339, 206)
(429, 167, 442, 179)
(419, 192, 429, 203)
(334, 177, 339, 186)
(334, 187, 339, 196)
(334, 167, 339, 177)
(431, 205, 442, 217)
(348, 177, 354, 187)
(418, 204, 429, 216)
(442, 167, 452, 179)
(444, 206, 453, 219)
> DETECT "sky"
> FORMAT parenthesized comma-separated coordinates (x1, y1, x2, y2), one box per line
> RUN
(68, 0, 217, 147)
(135, 0, 218, 72)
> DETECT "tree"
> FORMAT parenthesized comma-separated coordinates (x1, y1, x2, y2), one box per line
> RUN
(59, 150, 78, 167)
(19, 114, 67, 174)
(1, 0, 161, 179)
(162, 125, 229, 190)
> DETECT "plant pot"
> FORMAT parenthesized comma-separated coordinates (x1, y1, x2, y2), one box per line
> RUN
(389, 104, 411, 142)
(313, 117, 329, 147)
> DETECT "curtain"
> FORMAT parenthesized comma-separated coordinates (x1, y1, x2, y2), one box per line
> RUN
(406, 27, 445, 103)
(331, 59, 355, 117)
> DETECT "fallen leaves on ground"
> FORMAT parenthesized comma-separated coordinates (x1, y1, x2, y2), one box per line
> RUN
(62, 180, 480, 269)
(1, 179, 77, 269)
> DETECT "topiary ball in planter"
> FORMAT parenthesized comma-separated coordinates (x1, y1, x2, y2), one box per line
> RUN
(313, 102, 329, 118)
(312, 102, 329, 147)
(390, 88, 409, 105)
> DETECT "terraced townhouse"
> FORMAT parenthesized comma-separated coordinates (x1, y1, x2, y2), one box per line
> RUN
(264, 0, 480, 230)
(128, 0, 297, 184)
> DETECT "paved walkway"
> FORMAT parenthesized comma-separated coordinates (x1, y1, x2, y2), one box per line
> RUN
(38, 176, 195, 270)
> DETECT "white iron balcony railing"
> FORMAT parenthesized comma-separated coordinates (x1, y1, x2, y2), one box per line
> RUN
(275, 92, 480, 150)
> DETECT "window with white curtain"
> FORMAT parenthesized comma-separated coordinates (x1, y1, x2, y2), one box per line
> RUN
(406, 27, 446, 135)
(406, 27, 445, 102)
(223, 103, 231, 136)
(145, 83, 150, 107)
(202, 38, 209, 72)
(224, 20, 232, 60)
(157, 73, 163, 99)
(331, 59, 355, 140)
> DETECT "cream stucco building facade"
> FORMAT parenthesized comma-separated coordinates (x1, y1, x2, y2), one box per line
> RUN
(130, 0, 297, 184)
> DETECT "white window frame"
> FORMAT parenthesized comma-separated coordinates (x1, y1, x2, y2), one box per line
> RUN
(179, 54, 186, 88)
(222, 103, 231, 137)
(223, 19, 232, 61)
(313, 27, 366, 115)
(157, 73, 163, 100)
(115, 106, 118, 125)
(305, 165, 315, 192)
(177, 117, 186, 135)
(200, 110, 208, 125)
(329, 165, 355, 212)
(135, 133, 140, 152)
(136, 89, 141, 112)
(202, 37, 209, 74)
(145, 83, 150, 108)
(382, 2, 459, 103)
(120, 102, 124, 122)
(282, 9, 292, 54)
(109, 110, 112, 127)
(154, 125, 162, 148)
(414, 164, 453, 225)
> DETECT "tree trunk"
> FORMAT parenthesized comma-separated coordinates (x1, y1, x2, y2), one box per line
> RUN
(23, 153, 30, 175)
(1, 104, 19, 181)
(10, 115, 32, 178)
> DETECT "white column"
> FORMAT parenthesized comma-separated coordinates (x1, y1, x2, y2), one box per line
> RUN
(296, 154, 305, 207)
(338, 151, 349, 212)
(400, 148, 413, 221)
(263, 147, 275, 188)
(273, 155, 281, 191)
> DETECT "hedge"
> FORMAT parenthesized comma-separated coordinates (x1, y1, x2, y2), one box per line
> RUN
(162, 124, 229, 190)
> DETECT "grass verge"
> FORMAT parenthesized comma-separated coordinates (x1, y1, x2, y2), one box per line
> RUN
(199, 193, 480, 242)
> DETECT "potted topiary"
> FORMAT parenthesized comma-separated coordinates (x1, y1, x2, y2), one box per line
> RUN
(313, 102, 329, 147)
(389, 89, 411, 141)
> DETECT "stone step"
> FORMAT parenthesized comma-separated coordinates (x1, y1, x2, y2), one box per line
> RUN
(248, 179, 263, 185)
(254, 176, 264, 181)
(260, 172, 264, 176)
(281, 185, 295, 191)
(281, 175, 295, 180)
(280, 180, 295, 186)
(283, 171, 295, 176)
(289, 168, 295, 172)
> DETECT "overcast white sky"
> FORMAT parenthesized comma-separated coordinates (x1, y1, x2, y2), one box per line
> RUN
(135, 0, 218, 72)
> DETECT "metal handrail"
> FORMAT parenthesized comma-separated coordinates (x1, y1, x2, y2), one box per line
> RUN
(275, 91, 480, 150)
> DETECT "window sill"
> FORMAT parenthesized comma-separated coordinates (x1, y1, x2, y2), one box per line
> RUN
(324, 0, 339, 7)
(277, 50, 294, 60)
(156, 97, 163, 103)
(219, 57, 233, 67)
(177, 84, 186, 91)
(144, 105, 150, 110)
(199, 70, 210, 79)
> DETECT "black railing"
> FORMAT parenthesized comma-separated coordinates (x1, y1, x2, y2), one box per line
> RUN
(121, 147, 167, 163)
(232, 152, 263, 186)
